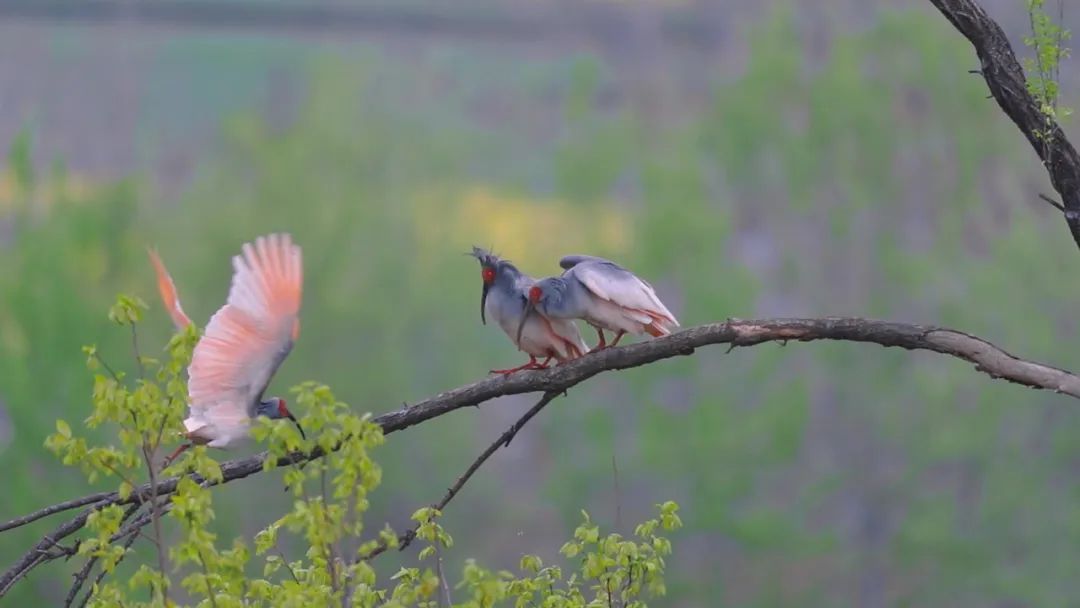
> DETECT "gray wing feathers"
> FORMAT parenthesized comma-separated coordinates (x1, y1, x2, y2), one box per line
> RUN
(572, 262, 679, 325)
(559, 254, 612, 270)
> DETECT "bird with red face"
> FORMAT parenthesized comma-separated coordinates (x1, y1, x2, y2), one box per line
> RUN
(149, 234, 306, 464)
(472, 247, 587, 374)
(518, 254, 679, 351)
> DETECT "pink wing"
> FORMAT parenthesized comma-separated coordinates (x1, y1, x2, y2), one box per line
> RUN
(148, 248, 193, 331)
(187, 234, 303, 424)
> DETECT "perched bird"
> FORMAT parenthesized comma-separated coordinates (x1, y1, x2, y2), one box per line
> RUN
(149, 234, 306, 464)
(518, 254, 679, 350)
(472, 247, 587, 374)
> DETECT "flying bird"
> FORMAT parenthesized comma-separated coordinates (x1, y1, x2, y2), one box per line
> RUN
(517, 254, 679, 350)
(149, 234, 306, 465)
(472, 247, 587, 374)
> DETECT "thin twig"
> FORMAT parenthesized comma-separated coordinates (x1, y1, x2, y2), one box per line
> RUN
(320, 467, 340, 598)
(129, 323, 144, 381)
(98, 462, 139, 499)
(434, 541, 452, 608)
(197, 550, 219, 608)
(359, 391, 561, 563)
(111, 503, 172, 544)
(79, 486, 182, 608)
(1039, 192, 1066, 212)
(276, 548, 300, 584)
(612, 453, 622, 532)
(0, 492, 115, 533)
(136, 320, 170, 608)
(621, 564, 636, 608)
(151, 397, 176, 467)
(76, 527, 140, 608)
(93, 353, 121, 384)
(1, 498, 115, 597)
(65, 503, 142, 607)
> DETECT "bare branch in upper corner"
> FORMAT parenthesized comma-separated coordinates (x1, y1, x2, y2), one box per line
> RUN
(927, 0, 1080, 249)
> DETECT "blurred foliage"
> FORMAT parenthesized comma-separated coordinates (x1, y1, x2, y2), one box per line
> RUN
(3, 5, 1080, 607)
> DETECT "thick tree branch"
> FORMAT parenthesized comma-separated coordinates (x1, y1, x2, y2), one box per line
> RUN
(927, 0, 1080, 249)
(4, 317, 1080, 596)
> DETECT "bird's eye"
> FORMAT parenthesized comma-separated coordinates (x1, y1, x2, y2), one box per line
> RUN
(482, 267, 495, 283)
(529, 286, 542, 302)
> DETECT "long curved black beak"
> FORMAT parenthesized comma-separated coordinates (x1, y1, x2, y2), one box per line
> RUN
(515, 301, 536, 346)
(481, 283, 491, 325)
(287, 413, 306, 440)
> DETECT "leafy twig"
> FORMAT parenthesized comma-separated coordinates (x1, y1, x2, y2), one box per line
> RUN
(76, 528, 139, 608)
(65, 502, 142, 607)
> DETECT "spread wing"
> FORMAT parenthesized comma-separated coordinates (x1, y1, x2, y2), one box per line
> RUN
(569, 260, 678, 326)
(148, 248, 193, 331)
(187, 233, 303, 423)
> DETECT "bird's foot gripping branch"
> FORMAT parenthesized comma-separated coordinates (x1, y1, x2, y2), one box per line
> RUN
(1, 294, 681, 607)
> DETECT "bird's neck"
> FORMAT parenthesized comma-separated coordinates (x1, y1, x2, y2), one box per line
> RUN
(541, 278, 580, 318)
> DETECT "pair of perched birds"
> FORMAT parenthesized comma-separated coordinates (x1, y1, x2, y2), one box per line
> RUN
(471, 247, 680, 374)
(148, 235, 679, 463)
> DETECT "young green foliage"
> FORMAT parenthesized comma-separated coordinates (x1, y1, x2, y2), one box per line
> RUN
(1023, 0, 1072, 155)
(45, 294, 200, 605)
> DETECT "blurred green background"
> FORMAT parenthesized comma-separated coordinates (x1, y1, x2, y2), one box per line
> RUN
(2, 1, 1080, 605)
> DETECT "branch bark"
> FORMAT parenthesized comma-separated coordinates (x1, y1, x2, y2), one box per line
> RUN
(927, 0, 1080, 248)
(4, 317, 1080, 596)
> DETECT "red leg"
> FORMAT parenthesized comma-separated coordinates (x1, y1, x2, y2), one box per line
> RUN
(588, 327, 607, 353)
(538, 356, 554, 368)
(163, 442, 192, 467)
(609, 330, 627, 347)
(491, 355, 544, 375)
